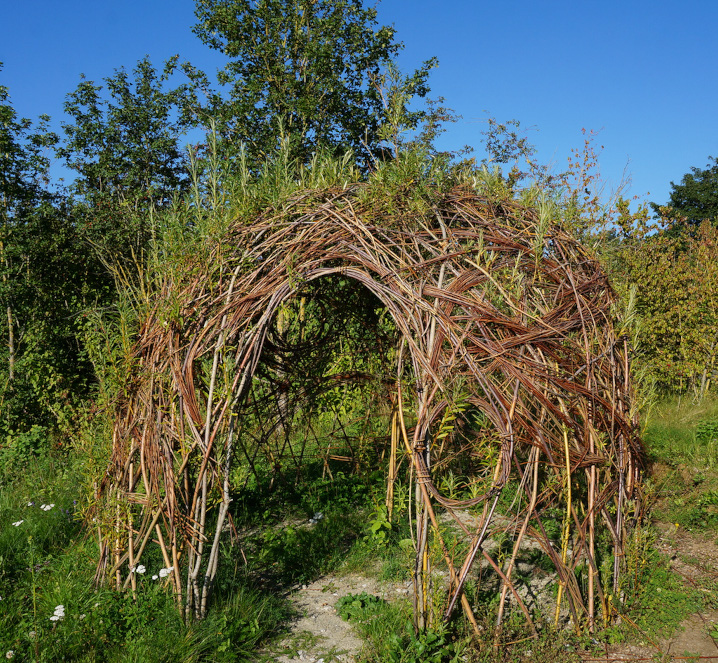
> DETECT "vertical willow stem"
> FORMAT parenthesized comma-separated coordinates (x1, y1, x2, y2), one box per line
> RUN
(115, 500, 121, 590)
(496, 446, 539, 629)
(128, 461, 137, 596)
(588, 442, 596, 631)
(555, 423, 572, 628)
(386, 406, 398, 521)
(412, 215, 448, 631)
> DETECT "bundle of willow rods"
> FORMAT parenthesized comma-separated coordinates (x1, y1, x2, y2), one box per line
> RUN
(97, 183, 644, 630)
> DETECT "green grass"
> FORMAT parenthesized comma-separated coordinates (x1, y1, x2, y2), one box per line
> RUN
(569, 396, 718, 652)
(0, 439, 405, 661)
(643, 396, 718, 530)
(643, 396, 718, 467)
(0, 448, 292, 662)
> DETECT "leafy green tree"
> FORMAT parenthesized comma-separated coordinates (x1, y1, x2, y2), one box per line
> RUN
(0, 70, 104, 446)
(651, 157, 718, 228)
(616, 219, 718, 396)
(192, 0, 435, 167)
(58, 56, 197, 261)
(0, 74, 48, 392)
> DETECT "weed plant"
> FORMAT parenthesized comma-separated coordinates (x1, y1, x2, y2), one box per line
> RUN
(337, 589, 466, 663)
(341, 590, 585, 663)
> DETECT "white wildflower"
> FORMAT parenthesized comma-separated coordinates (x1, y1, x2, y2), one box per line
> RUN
(158, 566, 174, 578)
(130, 564, 146, 575)
(6, 651, 14, 659)
(152, 575, 158, 580)
(40, 504, 55, 511)
(11, 520, 23, 527)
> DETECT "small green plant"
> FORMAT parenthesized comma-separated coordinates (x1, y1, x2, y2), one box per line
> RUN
(384, 626, 464, 663)
(681, 490, 718, 529)
(336, 592, 386, 621)
(342, 592, 465, 663)
(365, 506, 393, 545)
(438, 471, 465, 500)
(0, 426, 48, 477)
(696, 419, 718, 444)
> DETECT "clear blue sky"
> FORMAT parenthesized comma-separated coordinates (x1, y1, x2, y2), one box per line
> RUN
(3, 0, 717, 208)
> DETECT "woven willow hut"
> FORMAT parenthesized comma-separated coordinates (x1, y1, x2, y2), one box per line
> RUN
(97, 182, 644, 632)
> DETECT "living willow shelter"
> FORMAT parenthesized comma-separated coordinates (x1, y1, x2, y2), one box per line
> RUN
(96, 180, 644, 634)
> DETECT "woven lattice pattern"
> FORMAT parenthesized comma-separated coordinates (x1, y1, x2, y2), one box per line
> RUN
(99, 184, 643, 629)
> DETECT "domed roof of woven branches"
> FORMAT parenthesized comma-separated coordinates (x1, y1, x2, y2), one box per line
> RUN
(98, 151, 643, 627)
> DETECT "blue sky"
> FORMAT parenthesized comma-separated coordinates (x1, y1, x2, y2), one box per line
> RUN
(3, 0, 716, 207)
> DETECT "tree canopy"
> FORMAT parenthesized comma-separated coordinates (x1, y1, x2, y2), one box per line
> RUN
(60, 56, 196, 209)
(651, 156, 718, 228)
(0, 72, 104, 441)
(192, 0, 435, 167)
(58, 56, 199, 264)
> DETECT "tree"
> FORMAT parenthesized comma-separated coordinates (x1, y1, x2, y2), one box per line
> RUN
(651, 156, 718, 229)
(192, 0, 435, 167)
(58, 56, 197, 261)
(0, 69, 104, 445)
(0, 72, 49, 393)
(615, 219, 718, 397)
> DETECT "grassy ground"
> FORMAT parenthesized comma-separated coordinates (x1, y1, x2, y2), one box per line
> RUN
(2, 397, 718, 661)
(588, 396, 718, 656)
(644, 397, 718, 532)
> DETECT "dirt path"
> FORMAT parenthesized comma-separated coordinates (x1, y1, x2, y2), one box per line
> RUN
(266, 572, 411, 662)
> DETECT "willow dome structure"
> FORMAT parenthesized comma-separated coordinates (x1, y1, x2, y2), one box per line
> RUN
(98, 181, 644, 632)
